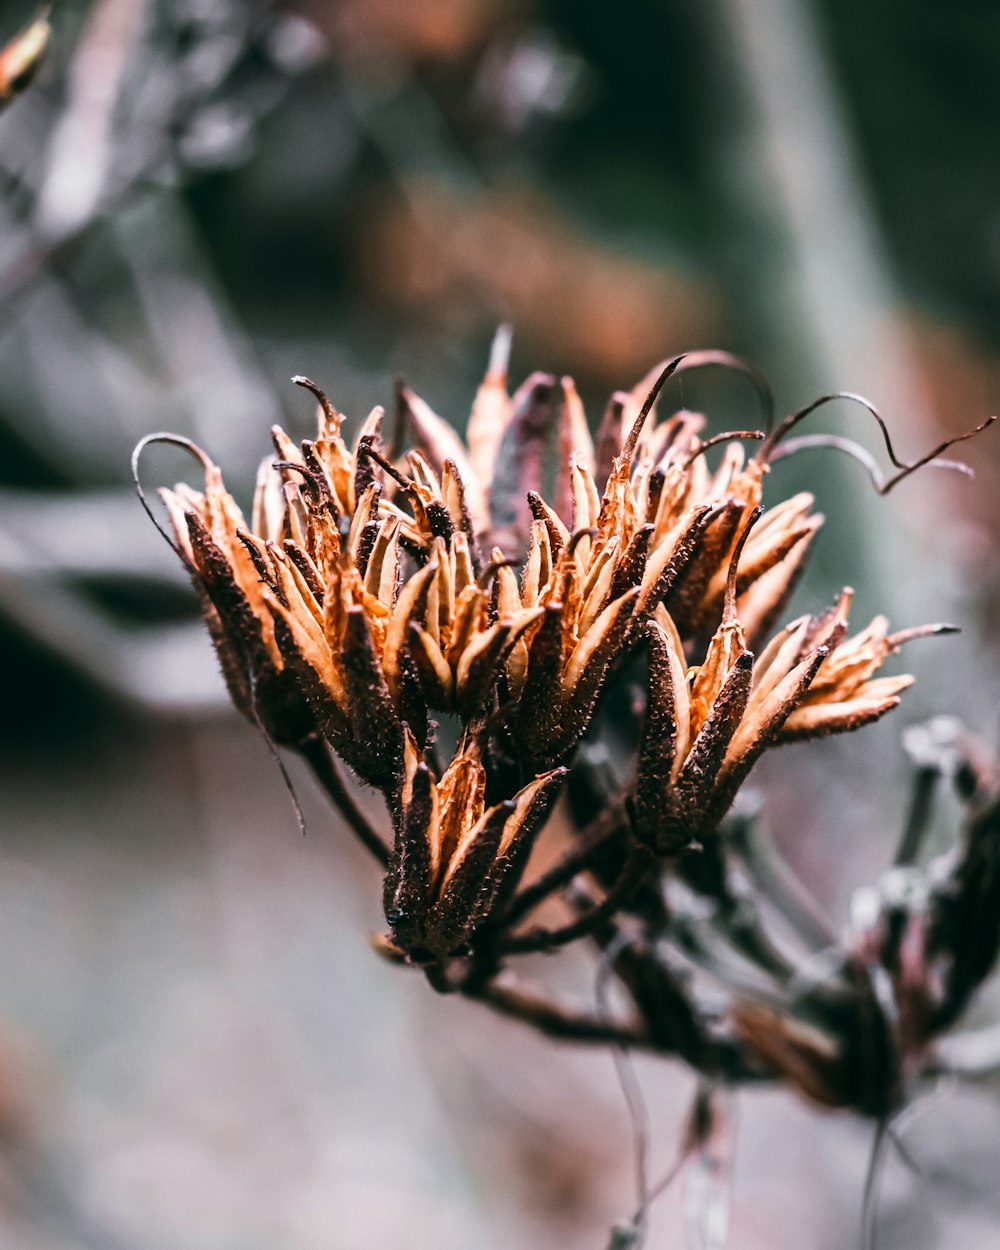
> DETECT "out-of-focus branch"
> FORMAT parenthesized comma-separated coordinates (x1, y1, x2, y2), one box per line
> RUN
(298, 736, 391, 866)
(467, 976, 653, 1051)
(36, 0, 151, 239)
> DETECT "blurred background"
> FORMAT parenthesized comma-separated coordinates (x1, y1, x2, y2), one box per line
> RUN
(0, 0, 998, 1246)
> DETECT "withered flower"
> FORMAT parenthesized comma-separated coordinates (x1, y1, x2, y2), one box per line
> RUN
(633, 548, 944, 855)
(384, 730, 564, 961)
(137, 332, 976, 968)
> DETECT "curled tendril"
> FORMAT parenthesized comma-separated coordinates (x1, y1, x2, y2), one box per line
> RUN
(131, 432, 215, 557)
(625, 350, 776, 462)
(759, 391, 996, 494)
(271, 458, 331, 507)
(671, 350, 775, 430)
(292, 374, 340, 428)
(568, 526, 599, 556)
(682, 429, 765, 470)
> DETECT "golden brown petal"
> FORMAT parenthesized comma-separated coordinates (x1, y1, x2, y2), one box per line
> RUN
(467, 323, 512, 490)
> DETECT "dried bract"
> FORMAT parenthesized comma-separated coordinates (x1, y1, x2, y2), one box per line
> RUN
(139, 335, 970, 980)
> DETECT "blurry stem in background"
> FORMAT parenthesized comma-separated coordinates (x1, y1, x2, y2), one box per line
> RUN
(497, 846, 655, 956)
(728, 817, 838, 951)
(35, 0, 151, 239)
(467, 977, 652, 1051)
(683, 1090, 736, 1250)
(111, 195, 284, 472)
(893, 762, 940, 866)
(0, 0, 155, 361)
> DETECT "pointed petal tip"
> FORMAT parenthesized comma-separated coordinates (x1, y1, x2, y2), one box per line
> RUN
(888, 622, 962, 647)
(488, 324, 513, 376)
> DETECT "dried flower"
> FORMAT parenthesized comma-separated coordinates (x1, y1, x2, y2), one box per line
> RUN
(384, 730, 564, 961)
(138, 333, 977, 969)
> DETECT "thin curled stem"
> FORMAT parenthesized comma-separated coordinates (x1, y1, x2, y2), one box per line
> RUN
(760, 391, 995, 494)
(681, 429, 765, 469)
(131, 431, 214, 557)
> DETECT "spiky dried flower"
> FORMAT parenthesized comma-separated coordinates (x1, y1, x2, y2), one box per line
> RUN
(134, 332, 981, 973)
(133, 337, 1000, 1250)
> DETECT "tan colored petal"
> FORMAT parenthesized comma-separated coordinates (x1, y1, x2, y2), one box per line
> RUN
(635, 504, 716, 621)
(382, 556, 440, 701)
(570, 461, 601, 544)
(779, 675, 913, 740)
(723, 647, 827, 773)
(467, 323, 512, 491)
(737, 526, 818, 651)
(635, 620, 687, 843)
(436, 739, 487, 882)
(450, 530, 476, 596)
(577, 536, 620, 634)
(563, 587, 639, 696)
(456, 608, 544, 714)
(363, 516, 401, 607)
(555, 376, 595, 522)
(520, 519, 553, 607)
(409, 623, 455, 707)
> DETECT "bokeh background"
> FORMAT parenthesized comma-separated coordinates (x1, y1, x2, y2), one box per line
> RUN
(1, 1, 998, 1247)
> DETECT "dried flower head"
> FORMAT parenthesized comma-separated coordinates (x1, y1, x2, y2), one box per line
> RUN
(136, 332, 984, 969)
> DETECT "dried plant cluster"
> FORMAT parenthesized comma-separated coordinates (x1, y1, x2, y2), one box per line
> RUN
(139, 333, 1000, 1124)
